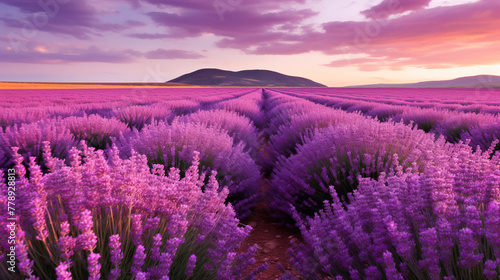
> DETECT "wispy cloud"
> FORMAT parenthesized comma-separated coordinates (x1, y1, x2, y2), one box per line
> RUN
(361, 0, 432, 19)
(144, 49, 205, 59)
(0, 40, 205, 64)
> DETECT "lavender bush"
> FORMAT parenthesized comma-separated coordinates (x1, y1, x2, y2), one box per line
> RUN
(113, 104, 172, 131)
(288, 141, 500, 280)
(270, 119, 443, 222)
(175, 109, 260, 158)
(0, 108, 51, 131)
(461, 121, 500, 153)
(0, 120, 76, 170)
(391, 108, 450, 133)
(268, 108, 365, 163)
(63, 114, 128, 150)
(0, 144, 266, 279)
(431, 112, 499, 143)
(114, 121, 261, 218)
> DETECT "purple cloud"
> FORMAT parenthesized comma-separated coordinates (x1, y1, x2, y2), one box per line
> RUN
(0, 38, 205, 63)
(0, 44, 140, 64)
(144, 49, 204, 59)
(136, 0, 318, 52)
(0, 0, 145, 39)
(126, 33, 174, 39)
(361, 0, 432, 19)
(147, 8, 316, 38)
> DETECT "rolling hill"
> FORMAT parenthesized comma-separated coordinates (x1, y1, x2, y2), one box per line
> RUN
(350, 75, 500, 88)
(168, 68, 326, 87)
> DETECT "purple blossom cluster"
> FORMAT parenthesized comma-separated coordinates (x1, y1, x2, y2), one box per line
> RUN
(0, 143, 265, 279)
(288, 140, 500, 279)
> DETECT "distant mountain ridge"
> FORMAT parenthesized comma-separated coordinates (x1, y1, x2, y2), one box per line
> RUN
(168, 68, 326, 87)
(349, 75, 500, 88)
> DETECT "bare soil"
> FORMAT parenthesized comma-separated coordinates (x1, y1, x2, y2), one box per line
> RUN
(239, 181, 303, 280)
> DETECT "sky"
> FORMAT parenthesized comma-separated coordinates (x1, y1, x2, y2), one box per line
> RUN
(0, 0, 499, 87)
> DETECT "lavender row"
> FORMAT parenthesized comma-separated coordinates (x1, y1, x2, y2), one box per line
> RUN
(1, 91, 265, 218)
(262, 90, 442, 221)
(277, 88, 500, 152)
(276, 87, 500, 108)
(210, 89, 265, 128)
(262, 89, 500, 279)
(0, 144, 267, 279)
(0, 88, 256, 130)
(286, 141, 500, 279)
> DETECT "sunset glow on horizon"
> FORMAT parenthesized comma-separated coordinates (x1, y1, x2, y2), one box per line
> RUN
(1, 0, 499, 87)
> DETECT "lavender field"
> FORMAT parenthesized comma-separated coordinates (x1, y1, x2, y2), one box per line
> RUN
(1, 87, 500, 280)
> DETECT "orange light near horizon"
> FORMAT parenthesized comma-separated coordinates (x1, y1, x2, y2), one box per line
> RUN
(35, 46, 49, 53)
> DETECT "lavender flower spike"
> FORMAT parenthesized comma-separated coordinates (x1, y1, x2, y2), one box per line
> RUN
(186, 254, 197, 278)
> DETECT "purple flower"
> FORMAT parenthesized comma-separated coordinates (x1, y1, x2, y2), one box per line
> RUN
(485, 201, 500, 254)
(383, 251, 404, 280)
(0, 119, 76, 169)
(132, 245, 146, 276)
(365, 266, 381, 280)
(87, 252, 101, 280)
(131, 214, 144, 246)
(271, 115, 440, 221)
(113, 120, 261, 218)
(135, 272, 148, 280)
(58, 221, 76, 261)
(16, 230, 35, 277)
(457, 227, 483, 269)
(5, 129, 262, 279)
(55, 262, 72, 280)
(186, 254, 197, 277)
(483, 260, 499, 280)
(419, 228, 441, 279)
(76, 209, 97, 251)
(151, 234, 163, 263)
(109, 234, 123, 280)
(175, 109, 260, 159)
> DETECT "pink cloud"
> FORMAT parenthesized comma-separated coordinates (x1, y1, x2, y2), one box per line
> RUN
(242, 0, 500, 71)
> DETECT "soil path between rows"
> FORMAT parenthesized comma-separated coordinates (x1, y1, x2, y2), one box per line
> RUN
(239, 180, 303, 280)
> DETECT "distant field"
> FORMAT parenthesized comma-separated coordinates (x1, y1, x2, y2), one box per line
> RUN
(1, 87, 499, 280)
(0, 81, 192, 89)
